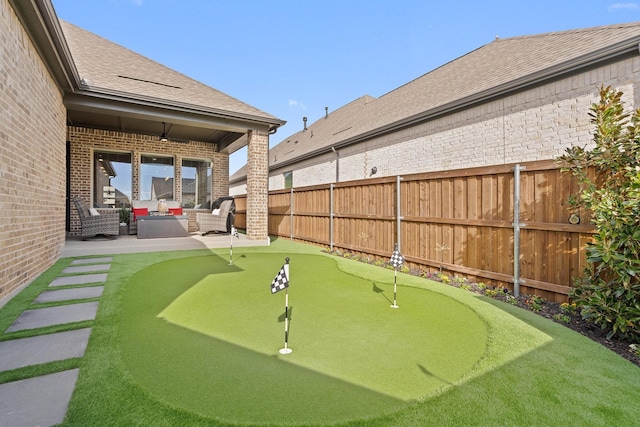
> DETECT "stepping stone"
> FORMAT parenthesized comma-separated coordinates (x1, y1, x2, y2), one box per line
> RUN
(6, 302, 99, 332)
(0, 328, 91, 372)
(34, 286, 104, 303)
(50, 273, 107, 287)
(62, 264, 111, 274)
(0, 369, 79, 427)
(71, 257, 113, 265)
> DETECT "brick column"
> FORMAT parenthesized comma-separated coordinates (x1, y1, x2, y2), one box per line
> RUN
(246, 129, 269, 240)
(212, 151, 228, 200)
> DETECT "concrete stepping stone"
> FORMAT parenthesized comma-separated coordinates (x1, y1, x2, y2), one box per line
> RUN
(6, 302, 99, 332)
(0, 328, 91, 372)
(62, 264, 111, 274)
(50, 273, 107, 287)
(0, 369, 79, 427)
(71, 257, 113, 265)
(34, 286, 104, 303)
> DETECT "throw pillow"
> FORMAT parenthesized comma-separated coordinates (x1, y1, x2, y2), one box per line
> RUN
(132, 208, 149, 222)
(89, 208, 100, 217)
(212, 208, 221, 215)
(168, 207, 183, 216)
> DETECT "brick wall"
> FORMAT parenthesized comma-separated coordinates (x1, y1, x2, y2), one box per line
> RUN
(265, 57, 639, 188)
(245, 129, 269, 240)
(68, 126, 228, 235)
(0, 0, 67, 302)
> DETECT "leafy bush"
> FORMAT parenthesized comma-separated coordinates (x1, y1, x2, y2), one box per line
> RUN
(553, 314, 571, 324)
(559, 85, 640, 342)
(525, 295, 545, 312)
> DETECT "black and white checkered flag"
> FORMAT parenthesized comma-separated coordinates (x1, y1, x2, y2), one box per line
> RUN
(271, 263, 289, 294)
(232, 226, 239, 238)
(390, 244, 404, 268)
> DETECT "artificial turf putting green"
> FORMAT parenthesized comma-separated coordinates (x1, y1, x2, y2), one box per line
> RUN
(119, 253, 487, 425)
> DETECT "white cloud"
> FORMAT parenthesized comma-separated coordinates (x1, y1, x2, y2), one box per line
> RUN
(288, 99, 306, 110)
(608, 2, 638, 11)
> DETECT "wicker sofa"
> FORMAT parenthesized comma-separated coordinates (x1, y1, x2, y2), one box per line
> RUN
(72, 197, 120, 239)
(196, 199, 235, 234)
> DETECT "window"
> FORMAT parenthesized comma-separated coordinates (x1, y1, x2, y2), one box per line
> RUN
(93, 151, 132, 208)
(181, 159, 211, 208)
(140, 155, 174, 201)
(284, 171, 293, 189)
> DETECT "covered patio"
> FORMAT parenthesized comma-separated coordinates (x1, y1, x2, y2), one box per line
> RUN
(59, 20, 285, 242)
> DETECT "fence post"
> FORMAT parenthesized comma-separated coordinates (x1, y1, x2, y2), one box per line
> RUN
(513, 164, 525, 297)
(330, 183, 334, 251)
(396, 175, 403, 253)
(290, 187, 294, 241)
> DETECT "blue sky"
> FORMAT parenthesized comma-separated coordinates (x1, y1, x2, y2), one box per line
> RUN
(51, 0, 640, 175)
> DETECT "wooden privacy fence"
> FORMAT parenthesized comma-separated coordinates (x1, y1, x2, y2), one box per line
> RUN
(233, 159, 595, 302)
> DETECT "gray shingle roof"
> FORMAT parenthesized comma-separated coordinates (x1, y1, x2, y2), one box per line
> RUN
(231, 21, 640, 181)
(60, 20, 280, 122)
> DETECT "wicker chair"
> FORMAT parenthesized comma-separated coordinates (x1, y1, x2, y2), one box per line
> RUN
(72, 197, 119, 239)
(196, 199, 234, 234)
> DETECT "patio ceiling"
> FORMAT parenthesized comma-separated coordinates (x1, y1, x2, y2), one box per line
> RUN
(64, 92, 258, 154)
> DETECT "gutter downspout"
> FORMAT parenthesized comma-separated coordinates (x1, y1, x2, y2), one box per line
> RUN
(331, 147, 339, 182)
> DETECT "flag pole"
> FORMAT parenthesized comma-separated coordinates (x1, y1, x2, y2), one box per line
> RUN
(391, 268, 399, 308)
(229, 226, 239, 265)
(279, 257, 292, 354)
(390, 243, 402, 308)
(229, 228, 233, 265)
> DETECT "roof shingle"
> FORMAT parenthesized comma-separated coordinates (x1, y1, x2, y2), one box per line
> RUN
(60, 20, 279, 122)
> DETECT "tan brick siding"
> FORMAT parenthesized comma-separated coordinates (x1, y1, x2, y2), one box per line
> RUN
(245, 130, 269, 240)
(263, 57, 639, 189)
(68, 126, 228, 235)
(0, 0, 67, 302)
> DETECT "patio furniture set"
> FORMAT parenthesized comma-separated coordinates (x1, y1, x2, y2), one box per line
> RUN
(72, 197, 235, 240)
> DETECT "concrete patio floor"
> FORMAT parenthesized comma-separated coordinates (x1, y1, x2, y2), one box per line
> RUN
(61, 231, 270, 257)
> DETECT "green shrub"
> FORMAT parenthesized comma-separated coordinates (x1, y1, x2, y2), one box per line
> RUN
(559, 85, 640, 342)
(525, 295, 544, 312)
(553, 314, 571, 324)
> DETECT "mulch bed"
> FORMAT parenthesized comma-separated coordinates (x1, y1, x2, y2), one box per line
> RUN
(498, 294, 640, 368)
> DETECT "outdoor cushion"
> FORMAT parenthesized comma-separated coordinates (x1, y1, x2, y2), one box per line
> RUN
(212, 208, 220, 215)
(88, 208, 100, 216)
(168, 207, 183, 215)
(132, 208, 148, 222)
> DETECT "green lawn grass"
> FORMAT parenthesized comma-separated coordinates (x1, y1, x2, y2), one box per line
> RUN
(3, 238, 640, 426)
(119, 253, 487, 424)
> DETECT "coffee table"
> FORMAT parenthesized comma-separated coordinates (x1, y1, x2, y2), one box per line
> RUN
(137, 215, 188, 239)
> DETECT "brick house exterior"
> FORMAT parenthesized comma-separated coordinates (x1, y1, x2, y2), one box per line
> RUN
(0, 0, 283, 303)
(230, 23, 640, 194)
(0, 0, 68, 304)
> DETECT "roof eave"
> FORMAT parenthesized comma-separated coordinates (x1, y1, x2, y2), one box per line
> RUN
(68, 86, 286, 129)
(9, 0, 81, 91)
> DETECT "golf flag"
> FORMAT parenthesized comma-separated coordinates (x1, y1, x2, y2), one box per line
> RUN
(390, 244, 404, 268)
(231, 226, 239, 238)
(271, 262, 289, 294)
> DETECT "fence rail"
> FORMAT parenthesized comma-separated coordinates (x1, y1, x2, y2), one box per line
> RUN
(233, 159, 594, 302)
